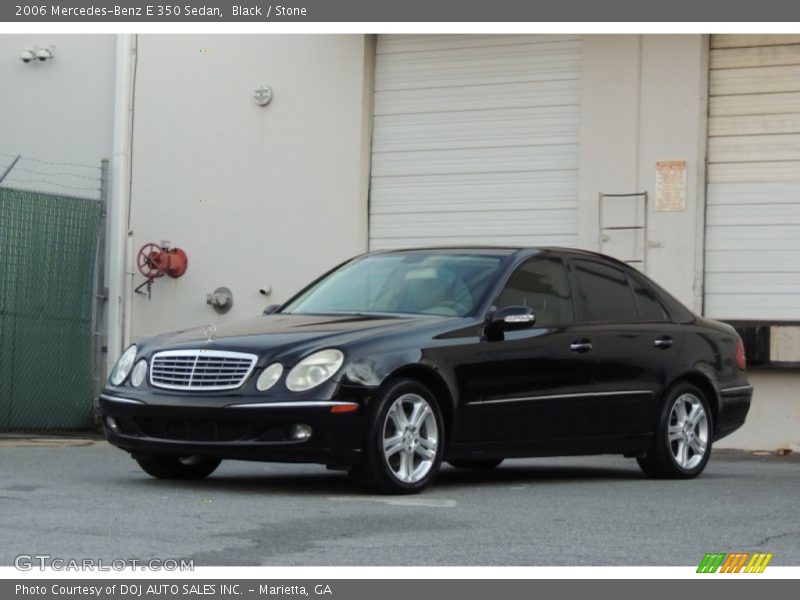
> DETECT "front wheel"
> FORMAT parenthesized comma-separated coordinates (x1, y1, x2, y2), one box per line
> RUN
(135, 455, 221, 480)
(350, 378, 445, 494)
(637, 383, 713, 479)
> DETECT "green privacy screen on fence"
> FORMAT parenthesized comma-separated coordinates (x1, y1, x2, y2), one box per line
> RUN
(0, 187, 102, 430)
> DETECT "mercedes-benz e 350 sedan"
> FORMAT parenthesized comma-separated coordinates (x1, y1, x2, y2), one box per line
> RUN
(101, 247, 752, 494)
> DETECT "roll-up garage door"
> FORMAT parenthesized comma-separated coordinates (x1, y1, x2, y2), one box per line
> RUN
(705, 35, 800, 320)
(369, 35, 582, 250)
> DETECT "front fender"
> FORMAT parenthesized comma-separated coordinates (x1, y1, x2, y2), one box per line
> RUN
(337, 349, 460, 415)
(339, 349, 424, 388)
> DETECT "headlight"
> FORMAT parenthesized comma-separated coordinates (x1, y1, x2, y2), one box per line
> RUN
(109, 345, 137, 386)
(256, 363, 283, 392)
(130, 360, 148, 387)
(286, 349, 344, 392)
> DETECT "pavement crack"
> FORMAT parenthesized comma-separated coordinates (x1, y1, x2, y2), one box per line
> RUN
(753, 529, 800, 548)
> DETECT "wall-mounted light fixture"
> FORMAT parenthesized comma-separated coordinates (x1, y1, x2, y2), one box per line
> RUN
(253, 84, 273, 106)
(20, 46, 54, 64)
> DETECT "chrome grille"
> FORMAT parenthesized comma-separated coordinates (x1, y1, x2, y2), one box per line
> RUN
(149, 350, 258, 391)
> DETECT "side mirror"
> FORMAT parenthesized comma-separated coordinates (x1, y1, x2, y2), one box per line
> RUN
(263, 304, 281, 315)
(487, 305, 536, 335)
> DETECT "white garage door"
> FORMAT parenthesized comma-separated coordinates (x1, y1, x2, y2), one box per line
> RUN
(705, 35, 800, 320)
(369, 35, 582, 250)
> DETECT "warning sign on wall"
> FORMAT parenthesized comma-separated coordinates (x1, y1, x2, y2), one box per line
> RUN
(655, 160, 687, 212)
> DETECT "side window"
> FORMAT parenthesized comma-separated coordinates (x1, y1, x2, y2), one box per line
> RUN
(495, 258, 574, 326)
(631, 278, 669, 322)
(573, 260, 638, 322)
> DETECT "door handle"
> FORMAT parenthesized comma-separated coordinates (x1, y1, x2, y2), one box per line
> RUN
(654, 336, 673, 349)
(570, 339, 593, 353)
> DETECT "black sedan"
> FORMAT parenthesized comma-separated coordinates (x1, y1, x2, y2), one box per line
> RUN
(100, 247, 752, 494)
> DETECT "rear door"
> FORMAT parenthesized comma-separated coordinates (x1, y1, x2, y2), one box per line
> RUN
(569, 259, 684, 438)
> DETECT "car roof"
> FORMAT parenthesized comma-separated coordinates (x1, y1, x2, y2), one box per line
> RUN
(366, 245, 619, 262)
(368, 246, 522, 255)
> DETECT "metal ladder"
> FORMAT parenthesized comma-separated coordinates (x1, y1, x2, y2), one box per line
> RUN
(598, 191, 648, 272)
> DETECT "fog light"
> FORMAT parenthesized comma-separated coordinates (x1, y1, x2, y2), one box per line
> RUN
(105, 416, 119, 432)
(290, 424, 312, 441)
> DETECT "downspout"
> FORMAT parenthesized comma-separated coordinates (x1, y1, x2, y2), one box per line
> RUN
(107, 34, 135, 372)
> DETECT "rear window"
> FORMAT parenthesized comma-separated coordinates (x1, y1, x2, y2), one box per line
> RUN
(631, 278, 669, 322)
(573, 260, 638, 322)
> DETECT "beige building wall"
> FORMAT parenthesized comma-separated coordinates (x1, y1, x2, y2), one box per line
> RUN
(125, 34, 372, 340)
(0, 34, 116, 174)
(716, 371, 800, 452)
(577, 34, 708, 311)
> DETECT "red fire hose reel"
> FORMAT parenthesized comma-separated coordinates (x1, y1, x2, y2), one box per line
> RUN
(137, 242, 188, 279)
(135, 242, 188, 298)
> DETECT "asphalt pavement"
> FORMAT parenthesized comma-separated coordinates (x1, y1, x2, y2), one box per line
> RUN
(0, 437, 798, 566)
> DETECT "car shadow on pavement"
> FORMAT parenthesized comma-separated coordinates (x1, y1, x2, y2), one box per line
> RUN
(126, 468, 356, 497)
(117, 459, 649, 496)
(435, 462, 645, 488)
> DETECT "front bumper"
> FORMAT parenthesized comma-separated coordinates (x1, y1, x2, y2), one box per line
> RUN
(99, 392, 364, 466)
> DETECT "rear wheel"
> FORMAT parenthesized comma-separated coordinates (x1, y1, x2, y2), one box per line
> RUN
(135, 455, 221, 480)
(350, 378, 444, 494)
(448, 458, 504, 469)
(637, 382, 712, 479)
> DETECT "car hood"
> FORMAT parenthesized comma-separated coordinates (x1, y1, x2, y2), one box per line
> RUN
(139, 313, 445, 362)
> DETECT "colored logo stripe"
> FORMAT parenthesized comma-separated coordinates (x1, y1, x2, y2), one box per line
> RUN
(697, 553, 726, 573)
(697, 552, 773, 573)
(720, 553, 749, 573)
(745, 553, 773, 573)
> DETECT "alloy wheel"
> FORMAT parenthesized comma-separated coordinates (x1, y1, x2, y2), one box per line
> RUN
(667, 393, 709, 469)
(382, 393, 439, 483)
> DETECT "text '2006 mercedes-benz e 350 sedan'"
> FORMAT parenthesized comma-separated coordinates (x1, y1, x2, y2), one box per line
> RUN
(101, 247, 752, 494)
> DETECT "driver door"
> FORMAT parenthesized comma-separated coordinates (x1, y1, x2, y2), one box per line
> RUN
(478, 256, 597, 444)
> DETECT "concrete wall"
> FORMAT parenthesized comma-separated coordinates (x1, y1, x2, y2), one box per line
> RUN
(0, 34, 115, 187)
(577, 35, 708, 311)
(126, 34, 372, 340)
(716, 370, 800, 452)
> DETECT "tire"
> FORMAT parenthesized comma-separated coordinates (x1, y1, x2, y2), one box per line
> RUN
(135, 455, 222, 480)
(448, 458, 504, 470)
(637, 382, 713, 479)
(350, 378, 445, 494)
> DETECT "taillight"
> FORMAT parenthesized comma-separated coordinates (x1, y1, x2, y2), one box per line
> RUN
(735, 336, 746, 370)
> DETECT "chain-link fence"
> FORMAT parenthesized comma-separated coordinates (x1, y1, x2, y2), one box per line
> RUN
(0, 154, 105, 431)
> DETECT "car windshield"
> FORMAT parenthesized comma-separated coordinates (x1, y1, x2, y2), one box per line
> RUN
(281, 252, 505, 317)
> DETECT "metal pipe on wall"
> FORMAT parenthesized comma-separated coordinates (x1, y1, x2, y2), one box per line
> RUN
(107, 33, 135, 372)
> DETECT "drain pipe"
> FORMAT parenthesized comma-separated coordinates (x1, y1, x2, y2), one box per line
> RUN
(107, 34, 135, 373)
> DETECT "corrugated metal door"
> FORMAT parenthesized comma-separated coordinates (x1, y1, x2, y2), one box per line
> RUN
(369, 35, 582, 250)
(705, 35, 800, 320)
